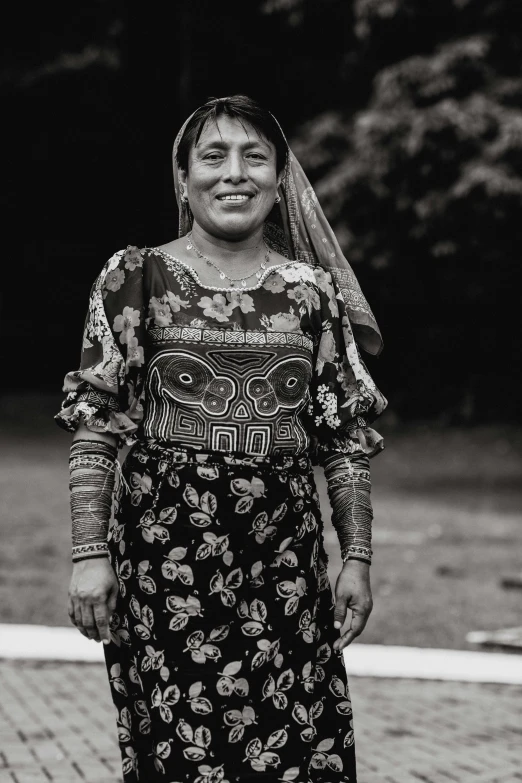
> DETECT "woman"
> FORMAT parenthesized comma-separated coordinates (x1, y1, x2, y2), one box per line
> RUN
(56, 95, 387, 783)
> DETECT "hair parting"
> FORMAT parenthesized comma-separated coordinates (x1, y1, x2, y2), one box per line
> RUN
(176, 94, 288, 175)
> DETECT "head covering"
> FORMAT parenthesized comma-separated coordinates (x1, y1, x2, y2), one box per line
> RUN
(172, 105, 383, 357)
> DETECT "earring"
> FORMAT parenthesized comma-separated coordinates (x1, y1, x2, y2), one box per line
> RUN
(181, 192, 188, 203)
(275, 195, 281, 204)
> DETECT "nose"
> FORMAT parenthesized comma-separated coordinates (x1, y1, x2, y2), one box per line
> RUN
(223, 151, 247, 184)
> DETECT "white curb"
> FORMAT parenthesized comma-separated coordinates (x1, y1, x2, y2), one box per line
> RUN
(0, 624, 106, 663)
(0, 624, 521, 683)
(344, 643, 522, 684)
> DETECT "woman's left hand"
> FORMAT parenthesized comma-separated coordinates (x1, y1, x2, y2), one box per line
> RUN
(333, 559, 373, 653)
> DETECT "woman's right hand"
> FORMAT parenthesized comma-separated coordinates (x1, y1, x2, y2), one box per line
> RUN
(68, 558, 119, 643)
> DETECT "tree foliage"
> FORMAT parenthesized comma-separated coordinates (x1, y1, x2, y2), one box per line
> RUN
(272, 0, 522, 421)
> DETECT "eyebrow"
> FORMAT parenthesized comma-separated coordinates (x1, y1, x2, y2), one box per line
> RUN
(196, 138, 271, 152)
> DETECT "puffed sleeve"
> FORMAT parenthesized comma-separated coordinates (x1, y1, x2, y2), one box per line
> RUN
(54, 246, 146, 446)
(304, 266, 387, 465)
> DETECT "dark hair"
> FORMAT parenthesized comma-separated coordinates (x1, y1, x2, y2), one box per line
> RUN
(176, 95, 288, 175)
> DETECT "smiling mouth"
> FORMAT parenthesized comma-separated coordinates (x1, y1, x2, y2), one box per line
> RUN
(217, 194, 252, 202)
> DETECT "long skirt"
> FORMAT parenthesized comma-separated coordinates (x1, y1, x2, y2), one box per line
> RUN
(104, 440, 357, 783)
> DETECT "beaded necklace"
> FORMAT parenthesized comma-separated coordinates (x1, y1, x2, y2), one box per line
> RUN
(186, 231, 271, 288)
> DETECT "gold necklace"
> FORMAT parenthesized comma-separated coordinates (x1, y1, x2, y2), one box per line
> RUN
(186, 232, 271, 288)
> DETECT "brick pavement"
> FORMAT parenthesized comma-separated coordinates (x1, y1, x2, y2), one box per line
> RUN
(0, 660, 520, 783)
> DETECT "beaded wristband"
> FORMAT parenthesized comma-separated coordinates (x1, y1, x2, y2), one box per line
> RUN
(323, 451, 373, 566)
(69, 440, 118, 562)
(343, 554, 372, 566)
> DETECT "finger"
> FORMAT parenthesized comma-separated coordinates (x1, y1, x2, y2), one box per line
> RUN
(107, 585, 119, 616)
(73, 601, 88, 637)
(333, 594, 349, 630)
(67, 597, 76, 626)
(93, 602, 111, 645)
(80, 602, 100, 641)
(334, 608, 370, 652)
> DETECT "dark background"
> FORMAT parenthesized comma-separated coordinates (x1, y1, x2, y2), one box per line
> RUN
(3, 0, 521, 423)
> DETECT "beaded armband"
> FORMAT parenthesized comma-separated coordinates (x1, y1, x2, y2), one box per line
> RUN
(323, 451, 373, 565)
(69, 440, 118, 563)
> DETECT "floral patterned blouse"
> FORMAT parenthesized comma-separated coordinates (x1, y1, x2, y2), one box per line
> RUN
(56, 246, 386, 464)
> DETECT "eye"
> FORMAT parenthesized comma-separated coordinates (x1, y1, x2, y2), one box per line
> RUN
(179, 372, 193, 384)
(204, 153, 224, 161)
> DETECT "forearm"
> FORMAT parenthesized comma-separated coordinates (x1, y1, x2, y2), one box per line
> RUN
(323, 451, 373, 565)
(73, 422, 119, 447)
(69, 432, 118, 562)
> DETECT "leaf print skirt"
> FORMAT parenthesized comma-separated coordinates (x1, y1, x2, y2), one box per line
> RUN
(104, 439, 357, 783)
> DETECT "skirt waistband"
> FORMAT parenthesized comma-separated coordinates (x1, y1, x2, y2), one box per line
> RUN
(132, 438, 313, 474)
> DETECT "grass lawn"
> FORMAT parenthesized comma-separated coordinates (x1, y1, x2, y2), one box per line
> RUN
(1, 394, 521, 650)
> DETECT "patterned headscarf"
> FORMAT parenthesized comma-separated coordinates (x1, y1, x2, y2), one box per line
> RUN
(172, 105, 383, 357)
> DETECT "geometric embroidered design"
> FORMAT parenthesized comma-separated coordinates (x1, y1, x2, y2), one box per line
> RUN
(77, 388, 120, 410)
(232, 402, 251, 420)
(143, 346, 313, 455)
(244, 426, 271, 456)
(210, 425, 239, 452)
(146, 351, 237, 441)
(244, 331, 266, 344)
(276, 417, 294, 442)
(224, 331, 245, 344)
(246, 357, 312, 417)
(207, 350, 275, 375)
(148, 326, 313, 353)
(175, 411, 206, 438)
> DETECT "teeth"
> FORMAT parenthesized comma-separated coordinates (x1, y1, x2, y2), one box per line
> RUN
(219, 195, 250, 201)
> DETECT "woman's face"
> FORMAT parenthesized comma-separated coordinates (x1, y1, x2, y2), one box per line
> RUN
(180, 116, 282, 241)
